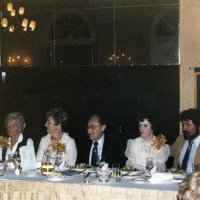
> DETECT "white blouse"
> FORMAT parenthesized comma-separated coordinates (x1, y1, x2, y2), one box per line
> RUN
(125, 136, 170, 172)
(36, 132, 77, 167)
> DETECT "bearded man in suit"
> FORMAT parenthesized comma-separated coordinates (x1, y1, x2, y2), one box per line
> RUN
(170, 108, 200, 174)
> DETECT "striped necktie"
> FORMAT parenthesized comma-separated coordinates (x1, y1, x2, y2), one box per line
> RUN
(91, 142, 99, 167)
(181, 140, 194, 171)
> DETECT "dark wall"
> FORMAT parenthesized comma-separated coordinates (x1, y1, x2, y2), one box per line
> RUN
(0, 65, 179, 164)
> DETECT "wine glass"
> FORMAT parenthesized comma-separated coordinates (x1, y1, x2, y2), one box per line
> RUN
(146, 157, 154, 176)
(55, 154, 62, 171)
(99, 156, 106, 168)
(15, 151, 21, 166)
(7, 154, 14, 161)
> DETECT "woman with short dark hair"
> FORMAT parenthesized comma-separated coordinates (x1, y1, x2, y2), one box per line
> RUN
(36, 108, 77, 167)
(125, 114, 170, 172)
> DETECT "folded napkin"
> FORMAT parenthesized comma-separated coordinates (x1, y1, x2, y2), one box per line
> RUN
(151, 166, 157, 174)
(149, 172, 173, 183)
(101, 163, 109, 171)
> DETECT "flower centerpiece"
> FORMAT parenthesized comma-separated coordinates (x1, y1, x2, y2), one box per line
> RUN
(0, 136, 10, 149)
(52, 142, 66, 155)
(151, 134, 167, 150)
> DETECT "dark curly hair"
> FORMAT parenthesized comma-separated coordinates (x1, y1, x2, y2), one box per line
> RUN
(47, 108, 68, 129)
(138, 114, 155, 131)
(180, 108, 200, 126)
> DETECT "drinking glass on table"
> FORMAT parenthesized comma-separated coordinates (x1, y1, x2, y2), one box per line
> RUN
(55, 154, 62, 171)
(146, 157, 154, 176)
(98, 156, 106, 168)
(15, 151, 21, 166)
(7, 153, 14, 162)
(112, 163, 120, 177)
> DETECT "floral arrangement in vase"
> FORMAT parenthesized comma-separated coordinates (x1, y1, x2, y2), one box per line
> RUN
(151, 134, 167, 150)
(0, 136, 10, 149)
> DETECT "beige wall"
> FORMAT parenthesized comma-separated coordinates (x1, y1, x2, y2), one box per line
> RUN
(180, 0, 200, 110)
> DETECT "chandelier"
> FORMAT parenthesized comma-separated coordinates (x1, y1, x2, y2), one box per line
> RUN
(0, 1, 36, 32)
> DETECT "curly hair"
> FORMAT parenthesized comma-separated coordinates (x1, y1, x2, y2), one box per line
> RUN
(180, 109, 200, 126)
(46, 108, 68, 129)
(177, 171, 200, 200)
(5, 112, 26, 132)
(138, 114, 155, 130)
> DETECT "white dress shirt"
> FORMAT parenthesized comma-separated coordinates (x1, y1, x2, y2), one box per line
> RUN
(125, 136, 170, 172)
(36, 132, 77, 167)
(179, 135, 200, 174)
(89, 134, 105, 166)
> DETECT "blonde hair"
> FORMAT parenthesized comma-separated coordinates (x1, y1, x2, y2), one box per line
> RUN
(5, 112, 26, 132)
(177, 171, 200, 200)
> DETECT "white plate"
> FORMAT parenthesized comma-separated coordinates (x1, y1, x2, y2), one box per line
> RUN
(47, 176, 65, 181)
(25, 170, 39, 177)
(173, 174, 185, 180)
(131, 177, 148, 181)
(122, 171, 141, 178)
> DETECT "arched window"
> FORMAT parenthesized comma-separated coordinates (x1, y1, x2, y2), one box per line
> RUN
(150, 8, 179, 64)
(44, 12, 95, 66)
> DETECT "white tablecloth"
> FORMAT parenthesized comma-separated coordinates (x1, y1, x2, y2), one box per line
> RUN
(0, 169, 179, 200)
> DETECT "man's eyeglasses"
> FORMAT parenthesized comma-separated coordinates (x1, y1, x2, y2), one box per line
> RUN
(87, 124, 101, 131)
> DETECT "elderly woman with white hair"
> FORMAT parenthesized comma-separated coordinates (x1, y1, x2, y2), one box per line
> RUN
(2, 112, 33, 161)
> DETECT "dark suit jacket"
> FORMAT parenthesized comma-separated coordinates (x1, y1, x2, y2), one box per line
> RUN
(78, 134, 125, 167)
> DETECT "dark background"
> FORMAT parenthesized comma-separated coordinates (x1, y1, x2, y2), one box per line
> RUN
(0, 65, 179, 165)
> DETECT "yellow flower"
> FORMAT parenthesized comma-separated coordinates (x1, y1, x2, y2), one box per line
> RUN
(52, 142, 66, 154)
(0, 136, 10, 149)
(151, 134, 167, 150)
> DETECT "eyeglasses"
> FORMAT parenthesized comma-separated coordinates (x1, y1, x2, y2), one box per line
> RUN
(87, 124, 101, 131)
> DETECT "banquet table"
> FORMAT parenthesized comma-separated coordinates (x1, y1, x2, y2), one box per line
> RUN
(0, 169, 179, 200)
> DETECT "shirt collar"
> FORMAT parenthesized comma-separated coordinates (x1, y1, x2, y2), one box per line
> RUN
(9, 133, 23, 144)
(93, 134, 105, 147)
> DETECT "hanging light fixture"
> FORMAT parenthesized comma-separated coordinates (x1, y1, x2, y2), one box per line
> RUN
(0, 1, 36, 32)
(19, 7, 25, 15)
(10, 9, 16, 17)
(7, 3, 13, 12)
(9, 25, 15, 32)
(1, 18, 8, 28)
(22, 18, 28, 27)
(29, 20, 36, 31)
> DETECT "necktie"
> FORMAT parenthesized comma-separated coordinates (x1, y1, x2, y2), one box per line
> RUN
(91, 142, 99, 167)
(181, 140, 194, 171)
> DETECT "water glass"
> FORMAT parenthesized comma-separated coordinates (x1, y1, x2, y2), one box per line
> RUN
(98, 171, 110, 183)
(83, 171, 91, 183)
(146, 157, 154, 176)
(112, 163, 120, 177)
(15, 151, 21, 166)
(55, 154, 62, 171)
(115, 170, 121, 182)
(7, 154, 14, 162)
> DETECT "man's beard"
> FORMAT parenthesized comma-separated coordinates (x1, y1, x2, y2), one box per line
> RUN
(183, 129, 199, 141)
